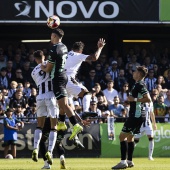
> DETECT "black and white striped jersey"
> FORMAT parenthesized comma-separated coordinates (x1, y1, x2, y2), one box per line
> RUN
(31, 61, 53, 97)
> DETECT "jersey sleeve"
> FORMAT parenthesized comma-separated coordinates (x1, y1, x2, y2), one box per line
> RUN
(140, 84, 149, 96)
(48, 49, 56, 64)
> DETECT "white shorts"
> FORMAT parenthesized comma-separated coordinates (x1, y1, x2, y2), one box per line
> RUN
(135, 121, 153, 138)
(36, 97, 59, 118)
(66, 78, 87, 98)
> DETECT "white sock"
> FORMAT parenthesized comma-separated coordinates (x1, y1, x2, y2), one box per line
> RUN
(121, 160, 127, 164)
(34, 128, 42, 149)
(44, 160, 49, 166)
(82, 94, 91, 112)
(48, 131, 57, 153)
(149, 140, 154, 157)
(60, 155, 65, 160)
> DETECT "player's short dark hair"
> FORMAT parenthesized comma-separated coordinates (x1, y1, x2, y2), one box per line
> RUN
(6, 108, 13, 113)
(72, 41, 85, 51)
(33, 50, 44, 59)
(52, 28, 64, 38)
(136, 66, 148, 78)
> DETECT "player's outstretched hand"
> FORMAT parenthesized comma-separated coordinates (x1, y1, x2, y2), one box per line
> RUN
(97, 38, 106, 48)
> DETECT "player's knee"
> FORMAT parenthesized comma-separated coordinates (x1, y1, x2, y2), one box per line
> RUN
(134, 139, 139, 143)
(148, 137, 153, 141)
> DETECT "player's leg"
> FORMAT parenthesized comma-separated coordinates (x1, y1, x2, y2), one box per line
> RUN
(11, 141, 17, 158)
(146, 126, 154, 160)
(45, 97, 59, 165)
(56, 130, 66, 169)
(32, 100, 46, 162)
(4, 141, 10, 158)
(39, 129, 51, 169)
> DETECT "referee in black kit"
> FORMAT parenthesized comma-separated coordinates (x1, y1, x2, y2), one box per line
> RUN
(112, 66, 152, 169)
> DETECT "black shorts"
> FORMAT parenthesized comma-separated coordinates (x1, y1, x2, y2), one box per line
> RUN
(122, 116, 144, 135)
(53, 71, 68, 100)
(3, 140, 17, 146)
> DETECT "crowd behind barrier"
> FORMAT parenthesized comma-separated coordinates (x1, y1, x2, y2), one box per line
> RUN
(0, 44, 170, 124)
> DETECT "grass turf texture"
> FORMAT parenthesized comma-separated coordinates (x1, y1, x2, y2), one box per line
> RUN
(0, 158, 170, 170)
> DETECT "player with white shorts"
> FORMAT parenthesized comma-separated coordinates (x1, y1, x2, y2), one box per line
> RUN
(64, 39, 106, 112)
(31, 50, 59, 165)
(134, 102, 157, 160)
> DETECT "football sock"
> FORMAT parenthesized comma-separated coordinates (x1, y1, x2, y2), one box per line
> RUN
(69, 116, 77, 126)
(148, 138, 154, 158)
(127, 142, 135, 161)
(34, 128, 42, 149)
(82, 94, 92, 112)
(120, 141, 127, 160)
(39, 140, 47, 161)
(48, 130, 57, 153)
(59, 114, 66, 122)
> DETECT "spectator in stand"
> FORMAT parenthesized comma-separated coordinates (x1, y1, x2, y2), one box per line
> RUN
(0, 48, 7, 70)
(28, 87, 37, 107)
(125, 54, 140, 71)
(93, 83, 107, 105)
(5, 44, 15, 60)
(12, 104, 25, 121)
(165, 70, 170, 89)
(164, 107, 170, 123)
(103, 62, 110, 75)
(109, 61, 119, 81)
(27, 53, 37, 70)
(114, 69, 127, 91)
(163, 68, 170, 79)
(155, 84, 167, 99)
(125, 48, 135, 63)
(153, 64, 160, 78)
(0, 67, 9, 89)
(0, 107, 6, 124)
(6, 60, 15, 82)
(164, 90, 170, 107)
(8, 81, 18, 99)
(1, 87, 9, 105)
(109, 96, 125, 122)
(159, 58, 169, 76)
(23, 81, 32, 98)
(97, 95, 109, 113)
(155, 75, 167, 89)
(0, 92, 8, 111)
(11, 68, 25, 85)
(150, 89, 159, 104)
(154, 94, 167, 123)
(98, 54, 108, 69)
(26, 105, 37, 123)
(21, 61, 34, 85)
(143, 56, 154, 70)
(94, 63, 103, 81)
(99, 72, 112, 90)
(125, 62, 135, 90)
(103, 80, 118, 106)
(123, 101, 130, 117)
(144, 69, 157, 93)
(3, 108, 24, 158)
(84, 69, 98, 91)
(109, 49, 119, 64)
(9, 90, 27, 113)
(116, 56, 125, 69)
(118, 82, 130, 104)
(138, 48, 148, 64)
(88, 100, 102, 124)
(12, 53, 24, 69)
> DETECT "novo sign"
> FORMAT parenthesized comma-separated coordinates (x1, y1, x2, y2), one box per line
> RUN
(35, 1, 119, 19)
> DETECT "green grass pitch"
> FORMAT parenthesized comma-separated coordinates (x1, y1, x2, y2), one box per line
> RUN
(0, 158, 170, 170)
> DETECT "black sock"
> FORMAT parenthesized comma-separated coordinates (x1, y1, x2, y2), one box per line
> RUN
(56, 142, 65, 157)
(127, 142, 134, 161)
(120, 141, 127, 160)
(69, 116, 77, 126)
(59, 114, 66, 122)
(39, 141, 47, 161)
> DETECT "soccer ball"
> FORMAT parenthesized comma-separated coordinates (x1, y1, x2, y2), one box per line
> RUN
(47, 15, 60, 29)
(5, 154, 13, 159)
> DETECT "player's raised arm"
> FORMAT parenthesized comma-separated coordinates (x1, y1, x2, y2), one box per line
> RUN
(85, 38, 106, 61)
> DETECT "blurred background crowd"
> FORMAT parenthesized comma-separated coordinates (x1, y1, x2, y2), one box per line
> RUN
(0, 43, 170, 124)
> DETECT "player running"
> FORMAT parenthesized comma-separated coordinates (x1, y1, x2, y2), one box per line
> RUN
(31, 50, 59, 165)
(134, 101, 157, 160)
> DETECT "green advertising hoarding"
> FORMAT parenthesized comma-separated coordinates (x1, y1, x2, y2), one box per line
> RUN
(160, 0, 170, 21)
(101, 123, 170, 157)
